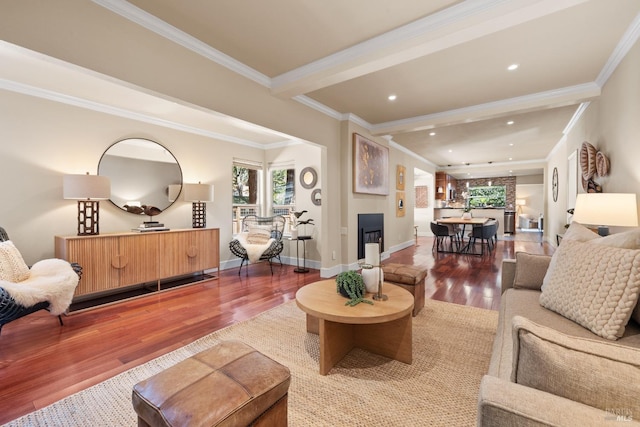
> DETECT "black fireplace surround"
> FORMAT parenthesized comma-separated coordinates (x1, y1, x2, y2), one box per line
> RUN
(357, 213, 384, 260)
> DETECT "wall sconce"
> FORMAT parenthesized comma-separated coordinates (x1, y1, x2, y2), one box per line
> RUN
(488, 180, 492, 186)
(183, 182, 214, 228)
(572, 193, 638, 236)
(63, 172, 111, 236)
(437, 186, 444, 194)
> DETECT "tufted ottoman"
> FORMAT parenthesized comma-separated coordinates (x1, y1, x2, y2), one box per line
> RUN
(132, 340, 291, 427)
(381, 263, 427, 316)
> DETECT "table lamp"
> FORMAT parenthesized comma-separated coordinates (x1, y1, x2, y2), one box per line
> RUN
(63, 172, 111, 235)
(183, 182, 214, 228)
(572, 193, 638, 236)
(515, 199, 526, 215)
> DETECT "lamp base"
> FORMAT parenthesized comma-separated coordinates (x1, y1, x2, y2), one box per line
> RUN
(597, 225, 610, 236)
(192, 202, 206, 228)
(373, 293, 388, 301)
(77, 200, 100, 236)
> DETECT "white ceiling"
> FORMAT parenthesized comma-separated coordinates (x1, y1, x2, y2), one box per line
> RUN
(3, 0, 640, 179)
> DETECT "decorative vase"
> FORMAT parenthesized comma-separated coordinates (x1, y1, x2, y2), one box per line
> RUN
(361, 267, 383, 293)
(462, 212, 472, 220)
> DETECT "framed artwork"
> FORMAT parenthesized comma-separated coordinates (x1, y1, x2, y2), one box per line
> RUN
(396, 165, 406, 190)
(415, 185, 428, 208)
(396, 191, 405, 217)
(353, 133, 389, 195)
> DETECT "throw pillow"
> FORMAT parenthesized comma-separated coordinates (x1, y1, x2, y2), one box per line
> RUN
(513, 252, 551, 290)
(540, 239, 640, 340)
(0, 240, 30, 283)
(562, 221, 640, 324)
(511, 316, 640, 415)
(246, 226, 272, 245)
(564, 221, 640, 249)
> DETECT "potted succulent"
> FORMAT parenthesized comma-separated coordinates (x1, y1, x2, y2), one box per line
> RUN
(335, 270, 373, 306)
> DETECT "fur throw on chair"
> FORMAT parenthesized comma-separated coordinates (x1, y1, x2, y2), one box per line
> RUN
(234, 232, 275, 263)
(0, 258, 79, 315)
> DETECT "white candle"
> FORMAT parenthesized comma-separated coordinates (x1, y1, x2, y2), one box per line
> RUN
(365, 243, 379, 266)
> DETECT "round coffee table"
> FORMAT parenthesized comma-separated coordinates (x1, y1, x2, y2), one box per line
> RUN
(296, 279, 414, 375)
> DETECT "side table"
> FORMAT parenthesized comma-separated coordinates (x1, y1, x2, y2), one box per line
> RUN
(291, 236, 312, 273)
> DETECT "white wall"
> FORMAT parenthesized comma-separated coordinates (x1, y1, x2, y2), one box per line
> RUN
(546, 39, 640, 244)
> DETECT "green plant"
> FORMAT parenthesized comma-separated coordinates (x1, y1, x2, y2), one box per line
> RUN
(335, 271, 373, 306)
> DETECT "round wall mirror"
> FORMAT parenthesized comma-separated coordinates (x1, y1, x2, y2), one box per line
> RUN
(300, 167, 317, 189)
(98, 138, 183, 215)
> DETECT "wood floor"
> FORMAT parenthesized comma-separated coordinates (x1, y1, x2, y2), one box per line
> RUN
(0, 233, 553, 424)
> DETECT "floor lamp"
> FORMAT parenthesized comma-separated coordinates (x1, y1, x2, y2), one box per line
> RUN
(183, 182, 214, 228)
(63, 173, 111, 236)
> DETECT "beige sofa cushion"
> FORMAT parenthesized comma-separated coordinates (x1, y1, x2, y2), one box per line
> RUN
(511, 316, 640, 416)
(0, 240, 30, 283)
(540, 239, 640, 340)
(513, 252, 551, 290)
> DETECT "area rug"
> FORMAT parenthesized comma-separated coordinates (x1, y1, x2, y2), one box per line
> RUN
(4, 299, 498, 427)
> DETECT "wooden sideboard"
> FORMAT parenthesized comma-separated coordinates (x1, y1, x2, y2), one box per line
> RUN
(55, 228, 219, 306)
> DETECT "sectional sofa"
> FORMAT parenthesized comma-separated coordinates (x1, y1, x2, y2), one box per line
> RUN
(478, 222, 640, 426)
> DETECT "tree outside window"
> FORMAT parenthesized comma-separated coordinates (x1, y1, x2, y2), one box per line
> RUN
(468, 185, 506, 208)
(272, 168, 295, 205)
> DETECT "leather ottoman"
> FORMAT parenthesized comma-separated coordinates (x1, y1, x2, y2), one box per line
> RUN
(381, 263, 427, 316)
(132, 340, 291, 427)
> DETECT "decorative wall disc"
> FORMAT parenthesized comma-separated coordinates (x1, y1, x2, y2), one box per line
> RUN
(580, 141, 597, 181)
(596, 151, 610, 177)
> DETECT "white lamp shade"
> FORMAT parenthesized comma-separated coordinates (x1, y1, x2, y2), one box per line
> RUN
(572, 193, 638, 227)
(63, 174, 111, 200)
(183, 183, 214, 202)
(515, 199, 526, 206)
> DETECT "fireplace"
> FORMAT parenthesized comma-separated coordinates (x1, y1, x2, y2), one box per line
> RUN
(357, 213, 384, 259)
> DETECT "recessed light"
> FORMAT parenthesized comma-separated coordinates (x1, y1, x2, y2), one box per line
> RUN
(429, 132, 436, 136)
(509, 157, 513, 161)
(448, 149, 452, 153)
(507, 120, 514, 125)
(507, 64, 519, 71)
(509, 143, 514, 146)
(388, 94, 397, 101)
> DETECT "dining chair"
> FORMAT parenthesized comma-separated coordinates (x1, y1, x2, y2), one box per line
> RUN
(430, 221, 458, 253)
(467, 220, 498, 255)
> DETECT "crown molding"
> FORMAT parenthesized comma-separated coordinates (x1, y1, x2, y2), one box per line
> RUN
(563, 101, 591, 135)
(0, 78, 267, 149)
(292, 95, 343, 120)
(388, 140, 438, 168)
(92, 0, 271, 87)
(596, 12, 640, 87)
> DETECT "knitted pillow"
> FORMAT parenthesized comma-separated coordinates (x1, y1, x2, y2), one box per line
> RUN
(562, 222, 640, 324)
(511, 316, 640, 415)
(540, 240, 640, 340)
(246, 226, 272, 245)
(0, 240, 30, 283)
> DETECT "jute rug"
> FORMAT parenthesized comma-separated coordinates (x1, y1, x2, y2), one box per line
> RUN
(5, 299, 498, 427)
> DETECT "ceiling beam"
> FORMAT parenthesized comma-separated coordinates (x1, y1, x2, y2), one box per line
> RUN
(370, 83, 600, 135)
(270, 0, 588, 98)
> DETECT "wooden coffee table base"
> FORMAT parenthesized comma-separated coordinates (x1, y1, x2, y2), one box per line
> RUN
(306, 313, 413, 375)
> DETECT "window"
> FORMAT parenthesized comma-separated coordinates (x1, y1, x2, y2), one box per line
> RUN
(271, 166, 295, 234)
(232, 161, 262, 234)
(468, 185, 506, 208)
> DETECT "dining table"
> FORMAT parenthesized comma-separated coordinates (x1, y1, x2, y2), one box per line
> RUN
(436, 217, 490, 254)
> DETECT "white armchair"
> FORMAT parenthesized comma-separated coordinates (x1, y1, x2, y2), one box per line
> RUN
(0, 228, 80, 334)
